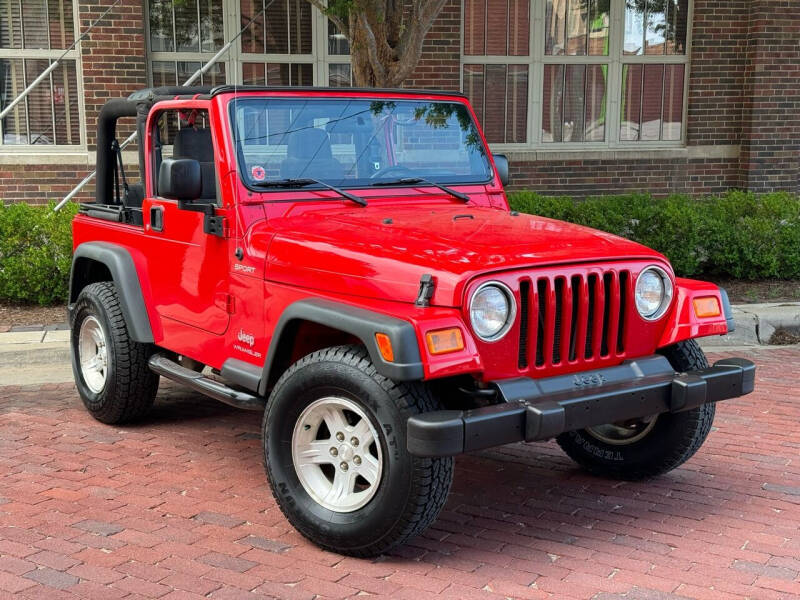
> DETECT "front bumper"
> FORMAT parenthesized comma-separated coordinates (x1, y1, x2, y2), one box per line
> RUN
(407, 355, 755, 457)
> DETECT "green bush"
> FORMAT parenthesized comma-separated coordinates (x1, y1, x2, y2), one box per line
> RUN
(508, 190, 800, 280)
(0, 202, 77, 305)
(0, 191, 797, 306)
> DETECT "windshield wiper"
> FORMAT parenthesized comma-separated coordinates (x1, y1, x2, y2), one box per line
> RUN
(252, 177, 367, 207)
(371, 177, 470, 202)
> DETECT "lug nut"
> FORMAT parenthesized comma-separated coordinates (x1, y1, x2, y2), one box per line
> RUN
(336, 432, 345, 442)
(353, 455, 362, 465)
(329, 447, 338, 456)
(351, 437, 359, 447)
(340, 462, 349, 471)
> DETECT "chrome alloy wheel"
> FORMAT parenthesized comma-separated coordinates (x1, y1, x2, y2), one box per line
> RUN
(78, 315, 108, 393)
(291, 397, 383, 513)
(585, 417, 659, 446)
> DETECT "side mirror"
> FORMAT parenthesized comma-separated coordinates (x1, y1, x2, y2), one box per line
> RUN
(493, 154, 510, 187)
(158, 158, 202, 201)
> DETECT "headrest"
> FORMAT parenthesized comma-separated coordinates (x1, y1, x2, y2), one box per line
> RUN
(287, 127, 332, 160)
(174, 127, 214, 163)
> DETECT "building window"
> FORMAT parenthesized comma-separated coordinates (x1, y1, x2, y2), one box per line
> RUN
(462, 0, 691, 148)
(240, 0, 313, 85)
(147, 1, 350, 88)
(0, 0, 81, 146)
(325, 20, 351, 87)
(148, 0, 227, 87)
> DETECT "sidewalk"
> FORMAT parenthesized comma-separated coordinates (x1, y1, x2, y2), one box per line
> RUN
(0, 328, 72, 385)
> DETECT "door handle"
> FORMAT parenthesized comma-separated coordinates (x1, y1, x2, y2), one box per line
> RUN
(150, 206, 164, 232)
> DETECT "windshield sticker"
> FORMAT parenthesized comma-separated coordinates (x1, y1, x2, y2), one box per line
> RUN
(250, 165, 266, 181)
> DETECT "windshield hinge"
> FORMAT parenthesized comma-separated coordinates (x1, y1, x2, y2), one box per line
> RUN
(415, 274, 436, 307)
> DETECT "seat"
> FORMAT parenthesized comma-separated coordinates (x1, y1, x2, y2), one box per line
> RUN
(280, 127, 344, 180)
(173, 128, 218, 201)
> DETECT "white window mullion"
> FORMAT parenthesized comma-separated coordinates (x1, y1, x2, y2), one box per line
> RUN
(606, 0, 624, 145)
(312, 3, 324, 86)
(530, 0, 545, 147)
(227, 0, 241, 85)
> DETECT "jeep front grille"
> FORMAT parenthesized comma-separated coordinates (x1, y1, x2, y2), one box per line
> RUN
(517, 269, 629, 370)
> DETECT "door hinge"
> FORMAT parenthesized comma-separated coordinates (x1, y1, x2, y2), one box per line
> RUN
(204, 213, 226, 237)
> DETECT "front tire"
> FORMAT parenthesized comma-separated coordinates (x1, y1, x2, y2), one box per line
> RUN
(70, 282, 159, 424)
(263, 345, 453, 557)
(556, 339, 715, 480)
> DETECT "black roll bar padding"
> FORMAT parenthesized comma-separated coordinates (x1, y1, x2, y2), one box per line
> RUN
(127, 86, 212, 103)
(95, 99, 138, 205)
(136, 101, 150, 185)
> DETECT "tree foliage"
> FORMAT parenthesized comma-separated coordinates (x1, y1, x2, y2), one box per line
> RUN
(305, 0, 448, 87)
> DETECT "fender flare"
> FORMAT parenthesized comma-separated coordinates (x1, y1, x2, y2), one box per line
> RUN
(69, 242, 154, 343)
(258, 298, 424, 396)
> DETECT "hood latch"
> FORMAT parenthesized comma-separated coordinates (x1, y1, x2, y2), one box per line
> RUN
(415, 274, 436, 307)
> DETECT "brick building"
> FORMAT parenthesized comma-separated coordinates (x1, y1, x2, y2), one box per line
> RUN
(0, 0, 797, 204)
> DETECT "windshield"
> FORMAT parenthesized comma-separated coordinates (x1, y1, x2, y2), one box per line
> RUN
(230, 98, 492, 189)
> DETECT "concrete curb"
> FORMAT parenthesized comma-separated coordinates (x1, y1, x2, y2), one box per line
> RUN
(705, 302, 800, 347)
(0, 341, 71, 367)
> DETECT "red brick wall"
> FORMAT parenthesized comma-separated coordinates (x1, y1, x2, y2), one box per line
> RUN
(686, 0, 750, 146)
(79, 0, 148, 149)
(404, 0, 461, 91)
(506, 155, 741, 197)
(739, 0, 800, 192)
(0, 163, 92, 204)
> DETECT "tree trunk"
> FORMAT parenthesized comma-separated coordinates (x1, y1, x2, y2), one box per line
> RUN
(308, 1, 448, 88)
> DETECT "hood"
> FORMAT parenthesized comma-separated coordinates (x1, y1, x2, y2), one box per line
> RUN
(265, 204, 666, 307)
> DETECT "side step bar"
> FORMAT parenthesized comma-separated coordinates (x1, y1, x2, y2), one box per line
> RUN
(148, 353, 266, 411)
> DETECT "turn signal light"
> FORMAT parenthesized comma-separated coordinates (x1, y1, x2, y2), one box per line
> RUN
(693, 296, 721, 318)
(375, 333, 394, 362)
(426, 328, 465, 355)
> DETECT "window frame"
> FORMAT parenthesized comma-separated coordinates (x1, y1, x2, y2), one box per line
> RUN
(145, 1, 352, 89)
(460, 0, 693, 151)
(0, 0, 86, 151)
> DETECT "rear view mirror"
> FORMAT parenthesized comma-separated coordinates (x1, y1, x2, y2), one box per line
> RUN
(158, 158, 202, 201)
(493, 154, 510, 187)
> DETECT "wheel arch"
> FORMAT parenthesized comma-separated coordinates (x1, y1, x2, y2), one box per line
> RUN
(69, 242, 154, 343)
(258, 299, 424, 396)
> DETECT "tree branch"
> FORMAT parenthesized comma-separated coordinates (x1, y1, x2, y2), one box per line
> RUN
(390, 0, 447, 85)
(357, 11, 387, 83)
(305, 0, 349, 37)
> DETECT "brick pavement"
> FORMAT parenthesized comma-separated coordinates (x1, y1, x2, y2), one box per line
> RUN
(0, 346, 798, 599)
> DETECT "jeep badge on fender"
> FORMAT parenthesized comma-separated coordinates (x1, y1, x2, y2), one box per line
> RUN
(67, 84, 755, 557)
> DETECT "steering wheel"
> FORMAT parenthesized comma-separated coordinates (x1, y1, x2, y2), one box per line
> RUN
(370, 165, 416, 179)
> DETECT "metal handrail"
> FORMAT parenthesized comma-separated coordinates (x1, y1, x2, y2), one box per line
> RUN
(54, 2, 271, 212)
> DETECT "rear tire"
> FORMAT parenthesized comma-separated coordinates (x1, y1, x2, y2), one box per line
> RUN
(556, 339, 715, 480)
(70, 282, 159, 424)
(263, 345, 453, 557)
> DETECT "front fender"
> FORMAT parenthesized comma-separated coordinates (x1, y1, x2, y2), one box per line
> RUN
(657, 278, 733, 349)
(258, 298, 425, 396)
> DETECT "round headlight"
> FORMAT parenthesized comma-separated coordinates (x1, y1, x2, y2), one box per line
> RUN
(470, 282, 515, 341)
(635, 266, 673, 320)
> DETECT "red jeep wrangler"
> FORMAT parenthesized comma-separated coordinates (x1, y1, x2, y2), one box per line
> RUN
(69, 85, 754, 556)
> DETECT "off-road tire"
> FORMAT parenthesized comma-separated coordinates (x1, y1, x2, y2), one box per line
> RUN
(263, 345, 454, 557)
(70, 282, 159, 424)
(556, 339, 715, 480)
